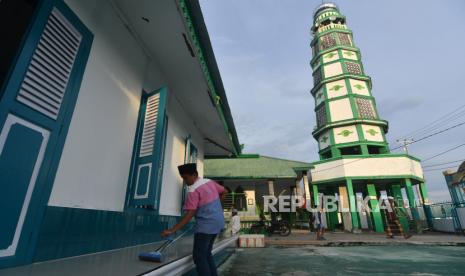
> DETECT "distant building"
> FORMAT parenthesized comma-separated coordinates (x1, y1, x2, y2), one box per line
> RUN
(0, 0, 239, 272)
(205, 155, 313, 225)
(443, 162, 465, 205)
(427, 163, 465, 232)
(440, 163, 465, 232)
(308, 3, 430, 232)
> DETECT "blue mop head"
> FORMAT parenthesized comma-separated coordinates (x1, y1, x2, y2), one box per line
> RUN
(138, 251, 164, 262)
(139, 227, 192, 263)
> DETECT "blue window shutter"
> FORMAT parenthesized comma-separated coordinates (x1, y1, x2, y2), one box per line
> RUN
(128, 88, 167, 207)
(180, 137, 198, 207)
(0, 0, 93, 267)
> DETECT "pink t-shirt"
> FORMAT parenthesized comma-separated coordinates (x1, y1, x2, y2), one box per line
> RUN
(184, 178, 225, 234)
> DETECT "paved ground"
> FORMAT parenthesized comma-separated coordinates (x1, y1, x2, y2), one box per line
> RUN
(219, 245, 465, 275)
(265, 229, 465, 246)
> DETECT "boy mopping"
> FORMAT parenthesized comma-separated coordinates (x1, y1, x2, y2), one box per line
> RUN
(161, 163, 226, 276)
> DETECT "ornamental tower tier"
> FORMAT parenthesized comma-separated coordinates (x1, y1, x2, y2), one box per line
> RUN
(310, 3, 389, 160)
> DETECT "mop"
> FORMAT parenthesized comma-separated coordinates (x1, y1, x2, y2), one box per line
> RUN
(138, 226, 193, 263)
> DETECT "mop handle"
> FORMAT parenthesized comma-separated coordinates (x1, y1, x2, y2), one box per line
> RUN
(169, 225, 194, 243)
(158, 225, 194, 253)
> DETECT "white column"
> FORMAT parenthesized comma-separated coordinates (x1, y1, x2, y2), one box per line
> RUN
(268, 179, 275, 196)
(245, 190, 256, 216)
(295, 179, 302, 196)
(303, 172, 311, 203)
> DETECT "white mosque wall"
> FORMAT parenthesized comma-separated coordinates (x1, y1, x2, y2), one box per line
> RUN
(333, 125, 359, 144)
(349, 79, 370, 96)
(361, 124, 384, 142)
(48, 0, 205, 214)
(322, 50, 339, 63)
(311, 156, 424, 183)
(329, 98, 353, 122)
(158, 92, 205, 217)
(49, 0, 147, 211)
(318, 130, 331, 150)
(432, 218, 455, 233)
(342, 50, 358, 61)
(323, 62, 343, 78)
(326, 79, 347, 99)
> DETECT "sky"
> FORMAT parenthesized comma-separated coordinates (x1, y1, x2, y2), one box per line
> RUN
(199, 0, 465, 203)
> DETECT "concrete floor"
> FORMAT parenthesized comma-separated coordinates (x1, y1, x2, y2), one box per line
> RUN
(0, 234, 235, 276)
(0, 238, 192, 276)
(219, 245, 465, 275)
(2, 231, 462, 276)
(266, 230, 465, 246)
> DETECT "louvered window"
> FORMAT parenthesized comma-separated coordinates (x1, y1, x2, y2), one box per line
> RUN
(346, 62, 362, 75)
(139, 93, 160, 157)
(320, 33, 337, 50)
(16, 8, 82, 120)
(313, 68, 323, 84)
(312, 44, 319, 57)
(316, 106, 327, 127)
(356, 98, 376, 119)
(338, 33, 352, 46)
(0, 2, 92, 260)
(186, 141, 198, 164)
(128, 89, 168, 207)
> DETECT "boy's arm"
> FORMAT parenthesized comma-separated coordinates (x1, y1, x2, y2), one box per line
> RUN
(161, 209, 196, 237)
(215, 182, 227, 200)
(220, 189, 227, 201)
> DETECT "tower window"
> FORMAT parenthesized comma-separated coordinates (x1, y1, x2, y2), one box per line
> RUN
(339, 146, 361, 155)
(320, 33, 337, 50)
(337, 33, 352, 46)
(368, 145, 382, 154)
(313, 67, 323, 84)
(316, 106, 327, 127)
(321, 151, 332, 159)
(312, 44, 319, 56)
(345, 62, 362, 75)
(356, 98, 376, 119)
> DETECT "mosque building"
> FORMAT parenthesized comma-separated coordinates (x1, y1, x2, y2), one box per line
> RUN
(0, 0, 239, 273)
(0, 1, 440, 274)
(442, 162, 465, 231)
(308, 3, 430, 232)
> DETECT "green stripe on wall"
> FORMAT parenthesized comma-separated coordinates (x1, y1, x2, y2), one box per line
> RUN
(33, 206, 181, 262)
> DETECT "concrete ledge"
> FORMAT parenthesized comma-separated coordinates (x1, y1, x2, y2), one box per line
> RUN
(265, 232, 465, 247)
(310, 156, 423, 183)
(266, 240, 465, 247)
(143, 235, 238, 276)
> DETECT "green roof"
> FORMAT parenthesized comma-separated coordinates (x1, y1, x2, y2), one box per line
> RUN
(204, 155, 313, 179)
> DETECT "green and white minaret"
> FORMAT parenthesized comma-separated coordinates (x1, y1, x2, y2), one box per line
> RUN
(308, 3, 431, 233)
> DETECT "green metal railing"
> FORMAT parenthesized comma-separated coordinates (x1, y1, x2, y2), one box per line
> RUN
(222, 192, 247, 211)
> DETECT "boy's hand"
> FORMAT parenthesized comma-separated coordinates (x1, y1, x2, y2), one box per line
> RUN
(161, 229, 174, 237)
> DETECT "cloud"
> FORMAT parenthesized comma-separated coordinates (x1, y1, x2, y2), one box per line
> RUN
(239, 119, 318, 163)
(221, 52, 268, 65)
(201, 1, 465, 204)
(210, 35, 238, 46)
(377, 97, 424, 118)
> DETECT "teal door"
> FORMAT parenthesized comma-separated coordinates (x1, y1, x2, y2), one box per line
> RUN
(0, 0, 92, 268)
(127, 88, 168, 208)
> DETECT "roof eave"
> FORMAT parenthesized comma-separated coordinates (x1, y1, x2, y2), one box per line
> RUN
(180, 0, 242, 156)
